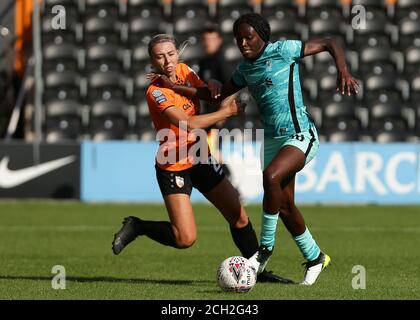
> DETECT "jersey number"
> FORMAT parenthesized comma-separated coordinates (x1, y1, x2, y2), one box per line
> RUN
(293, 134, 304, 142)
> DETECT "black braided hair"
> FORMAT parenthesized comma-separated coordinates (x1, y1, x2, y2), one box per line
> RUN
(233, 13, 271, 43)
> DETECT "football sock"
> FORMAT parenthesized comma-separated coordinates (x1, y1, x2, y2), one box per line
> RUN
(293, 227, 321, 262)
(137, 220, 178, 248)
(230, 219, 259, 259)
(260, 212, 279, 251)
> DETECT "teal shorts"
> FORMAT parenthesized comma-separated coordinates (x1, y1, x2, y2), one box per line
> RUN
(262, 123, 319, 170)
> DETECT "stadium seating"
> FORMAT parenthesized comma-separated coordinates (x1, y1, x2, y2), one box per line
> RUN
(306, 0, 347, 20)
(128, 15, 167, 47)
(373, 130, 412, 142)
(307, 13, 347, 45)
(45, 122, 82, 142)
(44, 97, 83, 142)
(83, 0, 122, 19)
(358, 41, 402, 74)
(35, 0, 419, 142)
(394, 0, 420, 21)
(44, 70, 82, 101)
(398, 13, 420, 49)
(267, 15, 303, 41)
(217, 0, 254, 18)
(85, 43, 126, 72)
(83, 15, 123, 45)
(87, 70, 127, 100)
(41, 14, 80, 45)
(262, 0, 300, 18)
(410, 73, 420, 103)
(174, 16, 206, 43)
(43, 43, 80, 72)
(363, 67, 409, 102)
(128, 0, 163, 19)
(172, 0, 210, 20)
(405, 45, 420, 77)
(328, 131, 363, 142)
(368, 100, 411, 134)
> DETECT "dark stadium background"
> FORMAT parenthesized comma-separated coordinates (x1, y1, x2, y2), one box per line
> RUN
(1, 0, 419, 144)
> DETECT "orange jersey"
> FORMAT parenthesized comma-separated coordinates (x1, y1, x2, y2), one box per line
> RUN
(146, 63, 208, 171)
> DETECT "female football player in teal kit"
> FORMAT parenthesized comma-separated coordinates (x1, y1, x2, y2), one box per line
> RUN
(150, 13, 359, 285)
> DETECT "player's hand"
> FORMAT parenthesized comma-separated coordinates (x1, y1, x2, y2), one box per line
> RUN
(337, 70, 359, 96)
(146, 73, 174, 89)
(220, 95, 246, 117)
(207, 79, 222, 99)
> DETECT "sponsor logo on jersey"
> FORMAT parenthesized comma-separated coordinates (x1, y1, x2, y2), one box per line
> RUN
(152, 89, 167, 104)
(265, 77, 273, 86)
(266, 59, 272, 71)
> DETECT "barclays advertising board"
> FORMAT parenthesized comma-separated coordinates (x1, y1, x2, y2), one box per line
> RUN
(81, 141, 420, 204)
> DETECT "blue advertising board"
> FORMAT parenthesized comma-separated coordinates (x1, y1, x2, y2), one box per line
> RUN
(294, 143, 420, 204)
(81, 141, 420, 204)
(81, 141, 207, 202)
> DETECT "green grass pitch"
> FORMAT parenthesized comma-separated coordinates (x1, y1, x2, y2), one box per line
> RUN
(0, 201, 419, 300)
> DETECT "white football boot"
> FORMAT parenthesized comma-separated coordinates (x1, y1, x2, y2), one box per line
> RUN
(300, 252, 331, 285)
(248, 245, 273, 275)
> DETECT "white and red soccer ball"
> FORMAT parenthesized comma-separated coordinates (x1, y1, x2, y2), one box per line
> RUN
(217, 256, 257, 293)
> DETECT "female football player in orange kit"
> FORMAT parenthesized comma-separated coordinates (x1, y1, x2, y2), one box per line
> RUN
(111, 34, 291, 283)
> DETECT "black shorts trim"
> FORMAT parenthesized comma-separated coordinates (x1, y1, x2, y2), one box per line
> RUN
(305, 128, 316, 158)
(288, 62, 301, 133)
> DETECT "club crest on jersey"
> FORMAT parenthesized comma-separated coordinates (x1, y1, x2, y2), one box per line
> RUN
(152, 89, 167, 104)
(175, 176, 184, 188)
(266, 59, 272, 71)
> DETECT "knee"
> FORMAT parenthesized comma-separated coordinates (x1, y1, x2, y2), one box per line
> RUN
(278, 203, 295, 218)
(278, 207, 291, 218)
(230, 213, 249, 229)
(175, 234, 196, 249)
(263, 169, 280, 190)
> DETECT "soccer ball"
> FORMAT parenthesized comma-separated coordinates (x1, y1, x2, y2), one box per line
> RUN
(216, 256, 257, 293)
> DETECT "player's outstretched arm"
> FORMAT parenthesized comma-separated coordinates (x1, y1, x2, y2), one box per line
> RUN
(303, 38, 359, 96)
(147, 73, 241, 102)
(161, 95, 245, 131)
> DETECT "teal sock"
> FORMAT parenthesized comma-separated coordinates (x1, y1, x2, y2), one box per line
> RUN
(293, 227, 321, 261)
(260, 212, 279, 251)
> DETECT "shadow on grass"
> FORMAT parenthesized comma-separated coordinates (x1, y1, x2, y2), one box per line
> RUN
(196, 289, 225, 294)
(0, 275, 213, 286)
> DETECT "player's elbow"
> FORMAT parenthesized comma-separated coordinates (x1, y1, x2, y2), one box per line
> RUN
(178, 115, 199, 131)
(186, 122, 199, 131)
(324, 37, 338, 51)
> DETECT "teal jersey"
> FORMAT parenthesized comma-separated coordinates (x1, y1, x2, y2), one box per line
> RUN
(232, 40, 311, 138)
